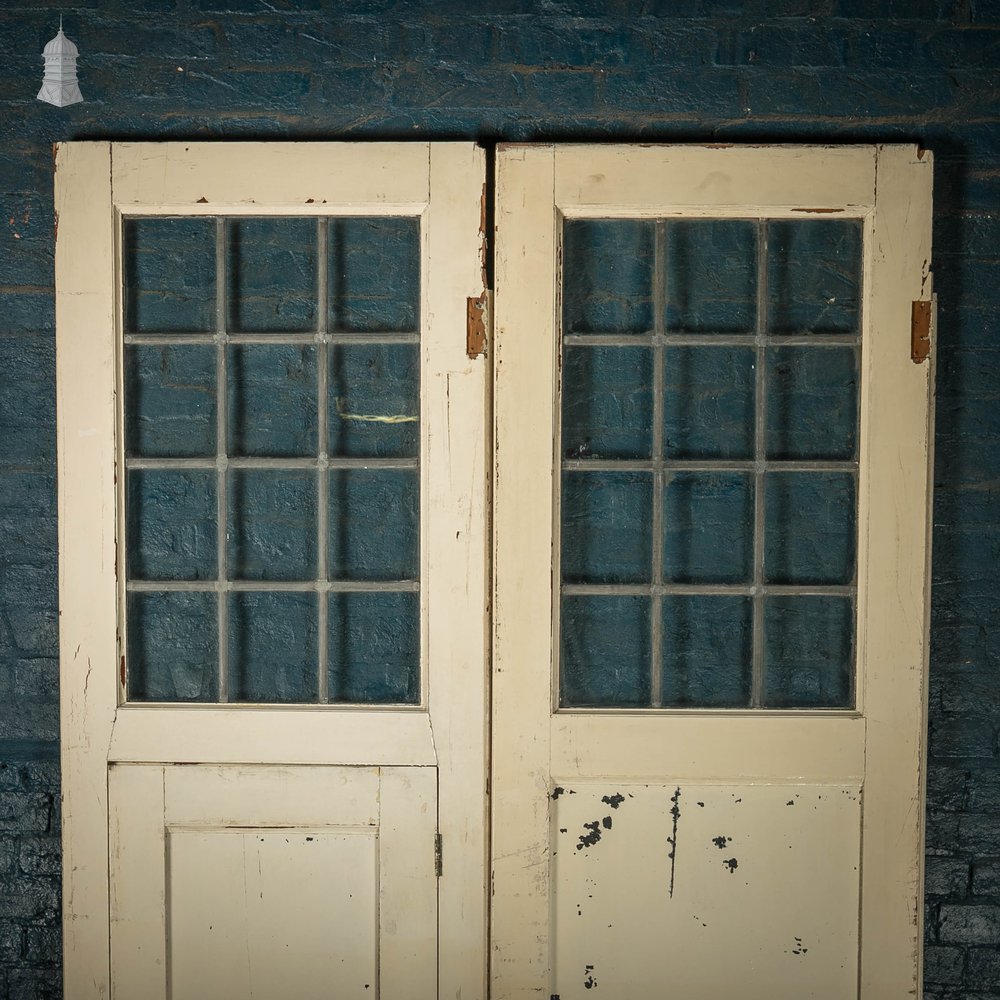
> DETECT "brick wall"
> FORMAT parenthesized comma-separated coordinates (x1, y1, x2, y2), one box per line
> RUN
(1, 1, 998, 996)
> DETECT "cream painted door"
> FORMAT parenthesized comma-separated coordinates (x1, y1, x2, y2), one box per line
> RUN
(56, 143, 489, 1000)
(492, 145, 934, 999)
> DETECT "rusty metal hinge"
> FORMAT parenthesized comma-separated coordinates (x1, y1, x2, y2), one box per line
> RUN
(466, 292, 490, 360)
(911, 298, 934, 364)
(434, 833, 443, 877)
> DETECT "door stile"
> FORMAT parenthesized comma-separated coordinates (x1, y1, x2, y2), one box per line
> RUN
(491, 145, 558, 998)
(56, 140, 117, 999)
(857, 144, 934, 997)
(425, 143, 491, 1000)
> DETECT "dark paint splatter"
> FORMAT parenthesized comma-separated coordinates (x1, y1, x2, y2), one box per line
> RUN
(584, 965, 597, 990)
(577, 820, 602, 850)
(552, 786, 565, 799)
(601, 793, 625, 809)
(787, 800, 795, 806)
(711, 835, 731, 849)
(667, 786, 681, 898)
(601, 815, 612, 830)
(723, 857, 738, 873)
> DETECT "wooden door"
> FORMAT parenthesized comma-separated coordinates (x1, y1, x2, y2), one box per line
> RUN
(492, 144, 934, 999)
(56, 142, 489, 1000)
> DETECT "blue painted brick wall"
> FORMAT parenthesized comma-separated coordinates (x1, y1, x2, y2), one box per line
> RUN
(2, 1, 999, 995)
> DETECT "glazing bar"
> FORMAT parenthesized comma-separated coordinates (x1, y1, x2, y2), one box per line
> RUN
(650, 221, 667, 707)
(215, 219, 230, 702)
(316, 218, 330, 703)
(750, 221, 769, 708)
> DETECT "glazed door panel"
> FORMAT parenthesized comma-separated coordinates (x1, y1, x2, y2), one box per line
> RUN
(491, 144, 934, 1000)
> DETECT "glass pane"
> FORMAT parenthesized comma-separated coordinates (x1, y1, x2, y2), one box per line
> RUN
(664, 220, 757, 334)
(768, 220, 862, 335)
(126, 469, 217, 581)
(663, 473, 753, 584)
(561, 595, 651, 707)
(661, 596, 752, 708)
(766, 345, 859, 460)
(125, 344, 216, 458)
(562, 346, 652, 460)
(127, 592, 218, 702)
(329, 470, 418, 581)
(561, 471, 653, 585)
(563, 219, 654, 334)
(763, 596, 853, 708)
(123, 217, 216, 333)
(227, 218, 317, 333)
(765, 472, 856, 585)
(328, 592, 419, 704)
(559, 214, 861, 712)
(663, 345, 755, 459)
(228, 470, 317, 582)
(328, 344, 419, 458)
(329, 217, 420, 332)
(227, 344, 318, 458)
(229, 592, 318, 703)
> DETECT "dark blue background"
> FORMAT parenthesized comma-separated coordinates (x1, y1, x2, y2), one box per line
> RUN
(1, 1, 998, 995)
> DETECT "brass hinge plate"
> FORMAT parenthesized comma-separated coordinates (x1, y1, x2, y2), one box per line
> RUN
(466, 292, 490, 360)
(911, 298, 934, 364)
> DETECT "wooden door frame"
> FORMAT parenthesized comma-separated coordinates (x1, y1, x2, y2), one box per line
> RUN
(490, 143, 935, 999)
(55, 141, 490, 1000)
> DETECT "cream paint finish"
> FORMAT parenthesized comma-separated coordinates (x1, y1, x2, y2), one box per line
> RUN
(56, 143, 489, 999)
(109, 765, 436, 1000)
(492, 145, 934, 999)
(58, 142, 933, 999)
(552, 782, 861, 1000)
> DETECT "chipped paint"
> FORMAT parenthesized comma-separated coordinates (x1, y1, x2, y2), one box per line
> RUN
(552, 782, 861, 997)
(466, 292, 488, 360)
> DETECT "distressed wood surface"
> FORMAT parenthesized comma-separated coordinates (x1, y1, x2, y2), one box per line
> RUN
(60, 142, 489, 999)
(112, 142, 431, 211)
(857, 144, 935, 998)
(425, 143, 491, 1000)
(492, 143, 932, 1000)
(491, 145, 558, 998)
(56, 141, 117, 1000)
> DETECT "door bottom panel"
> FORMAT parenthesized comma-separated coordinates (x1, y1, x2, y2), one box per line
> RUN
(551, 781, 861, 1000)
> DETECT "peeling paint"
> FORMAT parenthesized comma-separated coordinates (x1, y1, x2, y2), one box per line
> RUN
(667, 786, 681, 898)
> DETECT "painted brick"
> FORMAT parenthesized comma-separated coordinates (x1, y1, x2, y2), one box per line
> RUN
(600, 68, 743, 116)
(842, 26, 923, 69)
(927, 812, 962, 856)
(940, 904, 1000, 944)
(927, 858, 972, 896)
(960, 814, 1000, 855)
(974, 864, 1000, 896)
(0, 794, 53, 836)
(968, 769, 1000, 811)
(12, 660, 59, 703)
(1, 565, 58, 659)
(735, 22, 847, 67)
(6, 967, 61, 1000)
(0, 923, 20, 965)
(22, 926, 59, 966)
(0, 839, 16, 875)
(967, 947, 1000, 989)
(0, 876, 58, 922)
(925, 945, 966, 985)
(926, 763, 970, 812)
(931, 717, 997, 759)
(18, 838, 60, 877)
